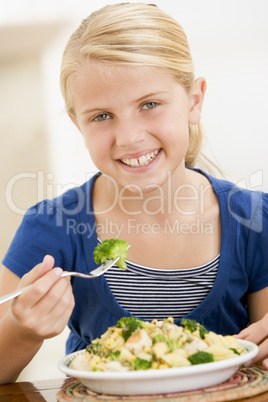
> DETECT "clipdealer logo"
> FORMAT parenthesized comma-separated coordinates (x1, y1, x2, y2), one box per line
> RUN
(65, 217, 214, 239)
(4, 169, 265, 233)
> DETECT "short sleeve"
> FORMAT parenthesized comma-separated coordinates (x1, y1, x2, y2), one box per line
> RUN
(246, 192, 268, 293)
(2, 197, 81, 278)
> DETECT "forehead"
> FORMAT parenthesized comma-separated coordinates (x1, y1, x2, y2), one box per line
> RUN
(70, 61, 182, 103)
(74, 61, 174, 84)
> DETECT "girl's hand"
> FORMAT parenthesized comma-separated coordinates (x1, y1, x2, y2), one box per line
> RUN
(9, 255, 75, 341)
(236, 313, 268, 369)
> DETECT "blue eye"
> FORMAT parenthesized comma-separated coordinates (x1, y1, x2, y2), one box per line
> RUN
(142, 102, 158, 110)
(94, 114, 111, 121)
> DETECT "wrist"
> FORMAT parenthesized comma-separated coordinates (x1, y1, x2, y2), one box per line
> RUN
(4, 309, 45, 345)
(0, 313, 44, 384)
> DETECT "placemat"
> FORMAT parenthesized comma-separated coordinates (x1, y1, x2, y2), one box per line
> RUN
(56, 366, 268, 402)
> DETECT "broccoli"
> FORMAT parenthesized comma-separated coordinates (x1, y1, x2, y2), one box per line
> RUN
(181, 319, 197, 333)
(86, 342, 104, 357)
(188, 351, 215, 365)
(180, 319, 208, 339)
(116, 316, 146, 341)
(93, 239, 129, 270)
(108, 350, 121, 361)
(229, 348, 240, 355)
(198, 325, 209, 340)
(131, 357, 151, 370)
(153, 334, 175, 352)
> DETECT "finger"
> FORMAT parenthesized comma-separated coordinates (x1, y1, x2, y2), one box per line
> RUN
(19, 255, 55, 288)
(262, 358, 268, 369)
(235, 325, 255, 339)
(34, 273, 72, 315)
(244, 319, 268, 346)
(11, 270, 69, 337)
(251, 337, 268, 364)
(22, 279, 75, 338)
(41, 255, 56, 274)
(235, 319, 268, 345)
(15, 266, 63, 308)
(42, 285, 75, 338)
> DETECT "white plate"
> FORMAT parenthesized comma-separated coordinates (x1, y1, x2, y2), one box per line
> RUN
(58, 339, 258, 395)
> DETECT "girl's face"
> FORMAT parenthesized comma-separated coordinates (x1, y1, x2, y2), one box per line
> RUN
(70, 62, 205, 193)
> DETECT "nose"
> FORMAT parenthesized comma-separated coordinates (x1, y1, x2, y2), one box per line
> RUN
(115, 116, 145, 147)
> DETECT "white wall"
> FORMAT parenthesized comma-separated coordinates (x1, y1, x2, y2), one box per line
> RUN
(1, 0, 268, 381)
(3, 0, 267, 190)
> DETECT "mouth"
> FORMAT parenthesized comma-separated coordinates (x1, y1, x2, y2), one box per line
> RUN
(120, 149, 160, 167)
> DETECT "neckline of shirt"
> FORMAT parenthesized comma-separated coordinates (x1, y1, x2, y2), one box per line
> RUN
(106, 254, 220, 279)
(97, 238, 219, 274)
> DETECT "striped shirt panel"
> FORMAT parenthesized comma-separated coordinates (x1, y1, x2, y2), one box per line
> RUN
(104, 254, 220, 320)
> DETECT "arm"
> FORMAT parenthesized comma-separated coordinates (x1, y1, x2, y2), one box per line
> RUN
(0, 256, 75, 384)
(236, 286, 268, 368)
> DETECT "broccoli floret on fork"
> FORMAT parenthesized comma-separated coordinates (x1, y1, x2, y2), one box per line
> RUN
(93, 239, 129, 270)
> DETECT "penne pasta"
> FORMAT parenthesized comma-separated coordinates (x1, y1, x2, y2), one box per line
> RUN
(70, 317, 246, 372)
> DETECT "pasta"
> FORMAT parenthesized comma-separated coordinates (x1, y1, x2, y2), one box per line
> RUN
(69, 317, 246, 372)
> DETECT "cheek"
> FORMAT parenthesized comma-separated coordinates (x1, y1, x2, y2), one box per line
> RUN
(155, 111, 189, 143)
(83, 133, 112, 168)
(84, 137, 103, 157)
(81, 125, 103, 150)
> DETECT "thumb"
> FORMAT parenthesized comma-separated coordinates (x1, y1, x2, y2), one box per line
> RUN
(40, 255, 55, 275)
(19, 255, 55, 288)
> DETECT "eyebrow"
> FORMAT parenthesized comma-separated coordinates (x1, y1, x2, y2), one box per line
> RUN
(81, 91, 169, 115)
(135, 91, 169, 103)
(81, 107, 107, 115)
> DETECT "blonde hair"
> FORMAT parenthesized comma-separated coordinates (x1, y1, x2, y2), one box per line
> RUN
(60, 2, 205, 168)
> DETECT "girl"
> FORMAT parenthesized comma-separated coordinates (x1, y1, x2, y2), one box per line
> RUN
(0, 2, 267, 384)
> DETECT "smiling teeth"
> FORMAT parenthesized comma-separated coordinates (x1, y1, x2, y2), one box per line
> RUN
(121, 150, 160, 167)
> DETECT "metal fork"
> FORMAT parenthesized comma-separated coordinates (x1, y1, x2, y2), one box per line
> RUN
(0, 257, 120, 305)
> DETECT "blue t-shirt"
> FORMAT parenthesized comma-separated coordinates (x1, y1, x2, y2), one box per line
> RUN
(2, 169, 268, 354)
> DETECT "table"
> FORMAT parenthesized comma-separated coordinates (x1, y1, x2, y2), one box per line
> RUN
(0, 378, 72, 402)
(1, 377, 268, 402)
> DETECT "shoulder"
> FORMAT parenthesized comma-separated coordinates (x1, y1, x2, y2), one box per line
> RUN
(15, 172, 101, 238)
(195, 168, 267, 206)
(2, 173, 101, 275)
(26, 172, 101, 218)
(193, 168, 268, 231)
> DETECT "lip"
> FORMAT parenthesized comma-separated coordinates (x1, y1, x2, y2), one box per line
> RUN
(117, 149, 162, 170)
(117, 149, 160, 160)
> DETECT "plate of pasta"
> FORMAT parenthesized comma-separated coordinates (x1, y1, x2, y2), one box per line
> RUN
(58, 317, 258, 395)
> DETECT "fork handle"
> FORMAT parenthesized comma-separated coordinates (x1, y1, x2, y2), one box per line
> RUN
(0, 285, 32, 304)
(0, 271, 74, 305)
(61, 271, 94, 279)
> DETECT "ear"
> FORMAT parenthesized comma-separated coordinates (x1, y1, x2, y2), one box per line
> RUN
(188, 77, 207, 125)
